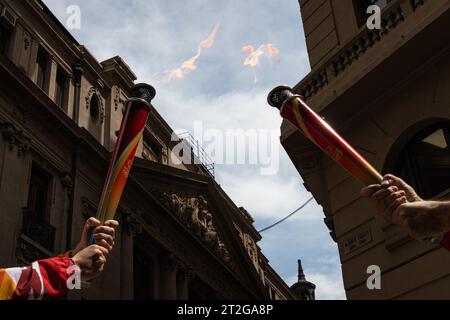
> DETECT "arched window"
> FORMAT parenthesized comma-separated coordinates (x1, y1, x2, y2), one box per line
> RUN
(392, 121, 450, 199)
(90, 94, 100, 123)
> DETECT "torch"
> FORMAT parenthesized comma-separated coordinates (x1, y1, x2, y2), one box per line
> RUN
(89, 83, 156, 243)
(268, 86, 383, 185)
(268, 86, 450, 250)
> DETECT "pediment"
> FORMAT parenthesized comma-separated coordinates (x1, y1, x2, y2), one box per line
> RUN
(130, 159, 267, 299)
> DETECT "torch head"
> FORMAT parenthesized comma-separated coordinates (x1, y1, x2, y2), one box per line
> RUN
(131, 83, 156, 105)
(267, 86, 295, 110)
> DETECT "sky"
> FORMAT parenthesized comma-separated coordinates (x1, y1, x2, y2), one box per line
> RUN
(42, 0, 346, 300)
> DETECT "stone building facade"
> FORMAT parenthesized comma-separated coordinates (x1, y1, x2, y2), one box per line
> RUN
(0, 0, 295, 300)
(282, 0, 450, 299)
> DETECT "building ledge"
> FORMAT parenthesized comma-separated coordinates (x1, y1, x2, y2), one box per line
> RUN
(289, 0, 449, 131)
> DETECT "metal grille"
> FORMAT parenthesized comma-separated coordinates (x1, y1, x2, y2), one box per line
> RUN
(131, 83, 156, 105)
(268, 86, 294, 110)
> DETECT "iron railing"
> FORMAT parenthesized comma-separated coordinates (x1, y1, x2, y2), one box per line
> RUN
(178, 132, 215, 178)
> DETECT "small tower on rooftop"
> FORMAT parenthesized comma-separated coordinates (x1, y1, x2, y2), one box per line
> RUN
(290, 259, 316, 300)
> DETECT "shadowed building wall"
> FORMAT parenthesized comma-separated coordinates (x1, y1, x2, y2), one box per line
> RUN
(282, 0, 450, 299)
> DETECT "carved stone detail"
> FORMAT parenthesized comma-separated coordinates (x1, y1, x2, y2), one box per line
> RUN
(113, 87, 127, 111)
(85, 86, 105, 123)
(60, 172, 74, 195)
(122, 210, 142, 236)
(159, 192, 232, 265)
(0, 121, 31, 157)
(242, 233, 259, 268)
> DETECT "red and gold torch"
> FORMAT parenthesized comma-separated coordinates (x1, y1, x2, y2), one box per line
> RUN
(93, 83, 155, 231)
(268, 86, 450, 250)
(268, 86, 383, 185)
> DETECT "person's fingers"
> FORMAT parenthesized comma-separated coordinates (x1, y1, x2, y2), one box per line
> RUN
(94, 238, 113, 253)
(91, 244, 109, 257)
(94, 226, 116, 239)
(372, 186, 399, 201)
(361, 185, 382, 198)
(382, 191, 406, 211)
(386, 196, 407, 223)
(104, 220, 119, 230)
(94, 232, 114, 246)
(85, 217, 101, 229)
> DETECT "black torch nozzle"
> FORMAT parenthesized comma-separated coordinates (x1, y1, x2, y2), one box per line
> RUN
(131, 83, 156, 105)
(267, 86, 295, 110)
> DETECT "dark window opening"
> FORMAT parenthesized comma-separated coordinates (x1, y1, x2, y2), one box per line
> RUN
(353, 0, 390, 28)
(393, 122, 450, 199)
(90, 94, 100, 122)
(36, 49, 49, 90)
(133, 246, 154, 300)
(55, 70, 66, 108)
(27, 163, 51, 221)
(0, 23, 10, 54)
(23, 163, 55, 252)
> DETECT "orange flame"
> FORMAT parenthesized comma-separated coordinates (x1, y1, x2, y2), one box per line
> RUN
(162, 23, 220, 83)
(242, 43, 279, 83)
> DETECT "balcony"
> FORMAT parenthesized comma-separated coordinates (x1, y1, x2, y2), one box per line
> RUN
(21, 207, 56, 252)
(290, 0, 449, 124)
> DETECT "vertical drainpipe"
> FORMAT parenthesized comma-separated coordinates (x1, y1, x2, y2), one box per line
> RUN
(66, 63, 83, 251)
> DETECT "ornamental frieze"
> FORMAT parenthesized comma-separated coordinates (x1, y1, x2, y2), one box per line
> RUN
(159, 192, 232, 266)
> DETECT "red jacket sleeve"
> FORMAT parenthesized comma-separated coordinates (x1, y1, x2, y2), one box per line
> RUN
(0, 257, 75, 300)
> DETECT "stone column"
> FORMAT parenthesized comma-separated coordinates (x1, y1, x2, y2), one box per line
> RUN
(176, 270, 191, 300)
(159, 254, 178, 300)
(120, 211, 141, 300)
(46, 60, 58, 101)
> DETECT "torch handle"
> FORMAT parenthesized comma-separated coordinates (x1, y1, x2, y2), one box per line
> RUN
(281, 96, 383, 186)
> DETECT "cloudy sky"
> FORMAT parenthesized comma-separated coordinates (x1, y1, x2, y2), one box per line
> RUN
(43, 0, 345, 300)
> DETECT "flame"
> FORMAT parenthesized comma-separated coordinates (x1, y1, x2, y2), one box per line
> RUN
(162, 23, 220, 83)
(242, 43, 279, 83)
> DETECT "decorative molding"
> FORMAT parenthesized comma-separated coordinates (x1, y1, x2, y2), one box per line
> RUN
(85, 86, 105, 123)
(60, 172, 74, 195)
(295, 0, 430, 101)
(159, 191, 232, 266)
(121, 210, 142, 236)
(113, 86, 127, 112)
(331, 5, 404, 78)
(0, 121, 31, 157)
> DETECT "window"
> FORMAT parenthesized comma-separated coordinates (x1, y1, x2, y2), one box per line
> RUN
(23, 163, 55, 251)
(27, 163, 51, 221)
(36, 49, 48, 90)
(0, 23, 10, 54)
(90, 94, 100, 122)
(55, 70, 66, 108)
(393, 122, 450, 199)
(354, 0, 390, 27)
